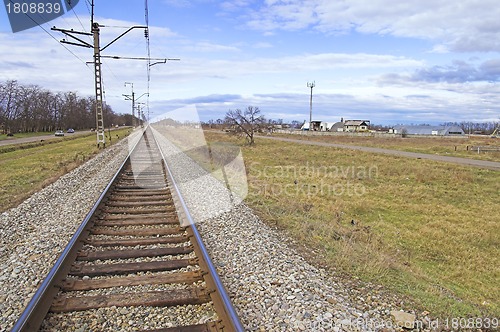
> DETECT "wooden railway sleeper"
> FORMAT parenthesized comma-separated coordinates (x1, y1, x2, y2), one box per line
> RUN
(50, 287, 211, 312)
(76, 246, 194, 261)
(69, 258, 198, 277)
(140, 323, 218, 332)
(12, 128, 243, 332)
(60, 270, 204, 291)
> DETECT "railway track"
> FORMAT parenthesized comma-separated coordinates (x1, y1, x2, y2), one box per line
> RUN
(12, 128, 243, 331)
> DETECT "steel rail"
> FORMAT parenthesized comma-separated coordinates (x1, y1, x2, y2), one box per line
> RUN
(150, 126, 245, 332)
(11, 128, 146, 332)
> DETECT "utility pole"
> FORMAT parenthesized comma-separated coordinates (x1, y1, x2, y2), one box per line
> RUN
(123, 87, 149, 127)
(136, 94, 149, 125)
(123, 82, 135, 127)
(93, 22, 105, 147)
(307, 81, 315, 131)
(136, 102, 146, 127)
(52, 0, 147, 147)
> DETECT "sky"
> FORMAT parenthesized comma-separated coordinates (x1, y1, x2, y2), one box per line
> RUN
(1, 0, 500, 125)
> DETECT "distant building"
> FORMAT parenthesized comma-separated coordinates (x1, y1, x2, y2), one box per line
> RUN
(301, 118, 371, 132)
(392, 125, 465, 136)
(329, 121, 345, 132)
(343, 120, 370, 132)
(301, 120, 322, 131)
(319, 122, 335, 131)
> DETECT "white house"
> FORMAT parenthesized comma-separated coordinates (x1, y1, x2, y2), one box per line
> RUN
(301, 120, 322, 131)
(344, 120, 370, 132)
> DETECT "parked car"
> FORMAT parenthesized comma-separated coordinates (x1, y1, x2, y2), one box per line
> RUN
(67, 128, 75, 133)
(55, 130, 64, 137)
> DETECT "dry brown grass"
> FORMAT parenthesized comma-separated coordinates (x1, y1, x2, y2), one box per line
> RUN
(203, 130, 500, 318)
(0, 129, 132, 212)
(272, 132, 500, 162)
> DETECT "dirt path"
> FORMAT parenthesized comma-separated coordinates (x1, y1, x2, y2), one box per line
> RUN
(260, 135, 500, 171)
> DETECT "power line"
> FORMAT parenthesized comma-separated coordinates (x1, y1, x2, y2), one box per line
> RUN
(6, 0, 92, 71)
(84, 0, 92, 15)
(102, 25, 135, 29)
(45, 28, 91, 69)
(100, 61, 120, 82)
(67, 5, 120, 84)
(80, 0, 116, 104)
(145, 0, 151, 119)
(52, 1, 148, 147)
(71, 7, 90, 37)
(100, 55, 179, 61)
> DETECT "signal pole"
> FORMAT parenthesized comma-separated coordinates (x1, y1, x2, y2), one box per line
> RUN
(135, 93, 149, 124)
(307, 81, 315, 131)
(123, 82, 135, 127)
(136, 102, 146, 127)
(52, 1, 177, 146)
(52, 5, 147, 147)
(93, 23, 105, 147)
(123, 86, 149, 127)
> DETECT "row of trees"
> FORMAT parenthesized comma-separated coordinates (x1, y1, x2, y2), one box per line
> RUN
(205, 106, 500, 145)
(204, 116, 302, 130)
(370, 122, 499, 134)
(0, 80, 135, 134)
(208, 115, 499, 136)
(441, 121, 499, 134)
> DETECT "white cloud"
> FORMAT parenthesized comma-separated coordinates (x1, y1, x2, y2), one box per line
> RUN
(182, 41, 241, 53)
(162, 0, 193, 8)
(144, 52, 423, 92)
(244, 0, 500, 52)
(253, 42, 273, 49)
(2, 6, 499, 125)
(220, 0, 253, 12)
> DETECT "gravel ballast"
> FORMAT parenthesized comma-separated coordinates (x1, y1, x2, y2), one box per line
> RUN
(197, 205, 419, 331)
(0, 132, 140, 331)
(151, 127, 428, 332)
(1, 128, 429, 331)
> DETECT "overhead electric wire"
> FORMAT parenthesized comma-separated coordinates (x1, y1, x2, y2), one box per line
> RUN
(59, 6, 120, 98)
(7, 0, 92, 72)
(15, 0, 157, 122)
(84, 0, 93, 20)
(71, 7, 91, 41)
(101, 25, 134, 29)
(74, 2, 122, 104)
(145, 0, 151, 74)
(145, 0, 151, 120)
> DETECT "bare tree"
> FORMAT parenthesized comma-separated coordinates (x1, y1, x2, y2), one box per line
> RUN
(224, 106, 265, 145)
(0, 80, 137, 133)
(290, 120, 302, 129)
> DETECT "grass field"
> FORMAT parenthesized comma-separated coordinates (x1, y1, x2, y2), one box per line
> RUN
(273, 133, 500, 162)
(0, 128, 132, 212)
(203, 130, 500, 318)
